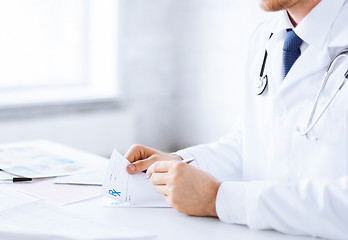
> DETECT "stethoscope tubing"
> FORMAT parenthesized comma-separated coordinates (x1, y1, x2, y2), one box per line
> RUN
(298, 49, 348, 137)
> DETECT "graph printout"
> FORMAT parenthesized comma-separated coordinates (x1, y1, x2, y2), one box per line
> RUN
(0, 140, 107, 178)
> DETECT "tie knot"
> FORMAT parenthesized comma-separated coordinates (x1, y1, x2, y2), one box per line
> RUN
(283, 30, 303, 52)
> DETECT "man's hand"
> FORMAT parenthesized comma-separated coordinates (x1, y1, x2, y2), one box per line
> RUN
(147, 161, 221, 217)
(125, 144, 181, 174)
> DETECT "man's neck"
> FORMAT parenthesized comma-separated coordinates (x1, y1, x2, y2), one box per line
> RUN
(287, 0, 321, 27)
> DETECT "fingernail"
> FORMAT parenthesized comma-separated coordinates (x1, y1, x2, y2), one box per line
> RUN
(129, 164, 136, 172)
(145, 170, 150, 179)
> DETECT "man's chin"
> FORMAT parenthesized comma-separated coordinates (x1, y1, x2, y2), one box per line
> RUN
(258, 0, 294, 12)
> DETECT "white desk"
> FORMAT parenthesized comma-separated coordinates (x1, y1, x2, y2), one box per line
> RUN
(0, 141, 314, 240)
(64, 197, 313, 240)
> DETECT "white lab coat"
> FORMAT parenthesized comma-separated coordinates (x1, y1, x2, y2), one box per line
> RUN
(176, 0, 348, 239)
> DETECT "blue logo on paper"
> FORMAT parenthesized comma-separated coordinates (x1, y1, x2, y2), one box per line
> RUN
(109, 189, 121, 197)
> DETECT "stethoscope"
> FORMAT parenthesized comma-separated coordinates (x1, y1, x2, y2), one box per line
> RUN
(255, 33, 348, 140)
(297, 48, 348, 140)
(255, 33, 273, 95)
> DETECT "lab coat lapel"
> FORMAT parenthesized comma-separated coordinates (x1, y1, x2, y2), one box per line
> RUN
(276, 45, 331, 96)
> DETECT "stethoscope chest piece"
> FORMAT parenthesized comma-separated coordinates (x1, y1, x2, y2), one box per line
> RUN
(255, 75, 268, 95)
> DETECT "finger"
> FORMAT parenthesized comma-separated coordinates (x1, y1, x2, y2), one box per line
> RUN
(124, 144, 156, 163)
(164, 195, 172, 205)
(150, 173, 169, 185)
(127, 155, 158, 174)
(155, 185, 168, 196)
(146, 161, 172, 178)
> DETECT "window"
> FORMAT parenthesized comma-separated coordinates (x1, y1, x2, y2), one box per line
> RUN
(0, 0, 119, 108)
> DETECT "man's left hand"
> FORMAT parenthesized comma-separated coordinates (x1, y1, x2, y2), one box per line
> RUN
(147, 161, 220, 217)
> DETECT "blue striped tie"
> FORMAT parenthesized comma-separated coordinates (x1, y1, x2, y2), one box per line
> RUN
(283, 29, 303, 78)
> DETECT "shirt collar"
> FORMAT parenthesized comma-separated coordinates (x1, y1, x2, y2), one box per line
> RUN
(265, 0, 345, 50)
(264, 10, 292, 35)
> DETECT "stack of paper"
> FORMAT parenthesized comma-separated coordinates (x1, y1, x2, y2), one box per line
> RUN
(0, 187, 154, 240)
(0, 140, 110, 205)
(54, 171, 104, 186)
(12, 179, 102, 205)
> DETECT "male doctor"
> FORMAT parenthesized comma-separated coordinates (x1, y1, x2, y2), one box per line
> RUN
(125, 0, 348, 238)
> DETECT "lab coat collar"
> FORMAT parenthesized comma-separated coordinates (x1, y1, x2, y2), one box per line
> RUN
(295, 0, 346, 51)
(264, 11, 292, 37)
(265, 0, 347, 96)
(328, 0, 348, 48)
(264, 0, 346, 50)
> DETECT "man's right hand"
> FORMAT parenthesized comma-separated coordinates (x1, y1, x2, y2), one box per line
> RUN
(125, 144, 182, 174)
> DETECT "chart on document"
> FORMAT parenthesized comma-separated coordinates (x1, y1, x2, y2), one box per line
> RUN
(0, 140, 107, 178)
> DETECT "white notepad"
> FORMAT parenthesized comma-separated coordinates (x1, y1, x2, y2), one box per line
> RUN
(102, 149, 170, 207)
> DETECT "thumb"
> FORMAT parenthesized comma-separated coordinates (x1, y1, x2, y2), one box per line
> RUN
(125, 144, 156, 163)
(127, 156, 158, 174)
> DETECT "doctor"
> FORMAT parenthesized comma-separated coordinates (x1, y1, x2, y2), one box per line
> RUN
(125, 0, 348, 238)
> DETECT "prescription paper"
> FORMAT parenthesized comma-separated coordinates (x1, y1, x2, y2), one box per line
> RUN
(102, 149, 169, 207)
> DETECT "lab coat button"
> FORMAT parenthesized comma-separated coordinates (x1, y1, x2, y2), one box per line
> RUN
(310, 136, 318, 142)
(277, 107, 284, 117)
(294, 126, 301, 134)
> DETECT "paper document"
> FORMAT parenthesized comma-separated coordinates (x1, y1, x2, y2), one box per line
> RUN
(102, 149, 169, 207)
(13, 178, 102, 205)
(0, 140, 108, 178)
(0, 200, 154, 240)
(54, 171, 104, 186)
(0, 187, 38, 211)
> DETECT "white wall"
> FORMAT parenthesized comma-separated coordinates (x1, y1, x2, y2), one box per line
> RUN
(119, 0, 267, 149)
(119, 0, 180, 151)
(0, 0, 267, 156)
(172, 0, 266, 148)
(0, 106, 135, 156)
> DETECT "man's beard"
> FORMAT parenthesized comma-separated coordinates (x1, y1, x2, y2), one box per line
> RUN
(259, 0, 300, 11)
